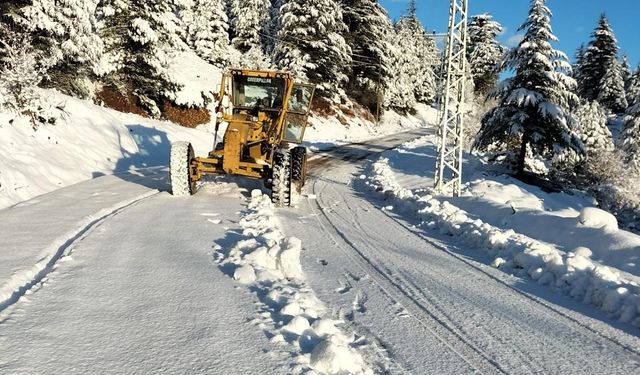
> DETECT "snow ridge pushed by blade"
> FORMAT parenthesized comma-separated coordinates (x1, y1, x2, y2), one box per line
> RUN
(213, 189, 373, 375)
(361, 139, 640, 329)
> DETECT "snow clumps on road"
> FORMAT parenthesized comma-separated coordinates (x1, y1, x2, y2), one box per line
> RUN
(214, 189, 372, 375)
(363, 157, 640, 328)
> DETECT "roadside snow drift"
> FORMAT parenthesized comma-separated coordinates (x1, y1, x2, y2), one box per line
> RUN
(361, 134, 640, 328)
(213, 190, 372, 375)
(0, 50, 221, 210)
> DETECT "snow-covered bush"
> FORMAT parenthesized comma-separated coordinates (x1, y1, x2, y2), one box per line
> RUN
(0, 31, 60, 129)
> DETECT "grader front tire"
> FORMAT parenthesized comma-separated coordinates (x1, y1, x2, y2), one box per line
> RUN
(271, 149, 292, 207)
(170, 141, 196, 196)
(290, 147, 307, 205)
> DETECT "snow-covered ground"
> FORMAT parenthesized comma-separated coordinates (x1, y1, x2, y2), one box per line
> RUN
(2, 52, 640, 374)
(0, 51, 426, 210)
(361, 132, 640, 328)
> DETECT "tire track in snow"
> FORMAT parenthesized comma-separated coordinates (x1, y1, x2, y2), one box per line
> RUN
(388, 212, 640, 359)
(0, 191, 159, 316)
(335, 195, 542, 373)
(309, 179, 510, 375)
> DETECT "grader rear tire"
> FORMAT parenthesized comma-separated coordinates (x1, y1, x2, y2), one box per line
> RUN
(170, 141, 196, 196)
(271, 149, 291, 207)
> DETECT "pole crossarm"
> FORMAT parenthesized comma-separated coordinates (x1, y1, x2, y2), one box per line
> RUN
(434, 0, 468, 197)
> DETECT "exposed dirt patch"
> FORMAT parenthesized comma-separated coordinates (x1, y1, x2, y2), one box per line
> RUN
(161, 100, 211, 128)
(96, 86, 211, 127)
(95, 86, 147, 117)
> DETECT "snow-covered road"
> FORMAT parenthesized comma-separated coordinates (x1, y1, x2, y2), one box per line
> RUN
(283, 152, 640, 374)
(2, 128, 640, 374)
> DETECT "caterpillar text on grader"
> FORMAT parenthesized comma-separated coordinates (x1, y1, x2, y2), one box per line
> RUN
(169, 69, 315, 207)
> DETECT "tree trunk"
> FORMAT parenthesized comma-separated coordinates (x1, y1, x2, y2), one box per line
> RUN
(517, 130, 528, 177)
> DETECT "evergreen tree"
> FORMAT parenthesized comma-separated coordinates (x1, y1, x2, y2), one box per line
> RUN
(575, 14, 624, 112)
(627, 65, 640, 108)
(397, 2, 438, 104)
(272, 0, 352, 100)
(466, 13, 504, 95)
(384, 27, 417, 111)
(385, 1, 438, 109)
(621, 54, 632, 88)
(620, 102, 640, 170)
(180, 0, 230, 66)
(229, 0, 270, 53)
(597, 56, 628, 113)
(474, 0, 583, 176)
(16, 0, 103, 98)
(341, 0, 394, 111)
(574, 101, 614, 156)
(572, 44, 586, 83)
(97, 0, 185, 117)
(264, 0, 285, 54)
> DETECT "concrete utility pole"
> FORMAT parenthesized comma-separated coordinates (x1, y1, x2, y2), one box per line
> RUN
(434, 0, 468, 197)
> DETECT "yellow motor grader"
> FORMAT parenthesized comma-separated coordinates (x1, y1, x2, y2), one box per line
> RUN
(169, 69, 315, 206)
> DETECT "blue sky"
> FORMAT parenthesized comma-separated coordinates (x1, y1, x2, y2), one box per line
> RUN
(380, 0, 640, 69)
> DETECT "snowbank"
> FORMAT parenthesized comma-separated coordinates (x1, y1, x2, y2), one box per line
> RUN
(213, 190, 372, 375)
(361, 136, 640, 328)
(0, 91, 215, 210)
(304, 103, 437, 146)
(0, 49, 431, 210)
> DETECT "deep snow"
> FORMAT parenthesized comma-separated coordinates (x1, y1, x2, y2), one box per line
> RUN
(2, 50, 640, 374)
(361, 131, 640, 328)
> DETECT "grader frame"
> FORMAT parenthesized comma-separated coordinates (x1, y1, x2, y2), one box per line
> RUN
(170, 69, 315, 206)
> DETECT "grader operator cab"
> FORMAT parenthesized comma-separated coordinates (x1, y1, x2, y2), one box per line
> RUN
(169, 69, 315, 207)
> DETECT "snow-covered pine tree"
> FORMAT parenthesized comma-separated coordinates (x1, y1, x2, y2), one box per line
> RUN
(597, 56, 628, 114)
(384, 26, 417, 111)
(180, 0, 230, 66)
(575, 14, 624, 113)
(97, 0, 186, 117)
(272, 0, 352, 100)
(341, 0, 394, 111)
(474, 0, 584, 176)
(572, 44, 586, 85)
(263, 0, 285, 54)
(620, 102, 640, 171)
(466, 13, 504, 95)
(627, 65, 640, 108)
(16, 0, 103, 98)
(396, 1, 438, 104)
(229, 0, 270, 53)
(621, 55, 632, 89)
(384, 0, 438, 110)
(574, 101, 614, 156)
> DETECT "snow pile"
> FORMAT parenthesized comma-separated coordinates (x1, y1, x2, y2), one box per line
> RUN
(0, 93, 215, 210)
(578, 207, 619, 234)
(305, 103, 437, 145)
(214, 190, 372, 375)
(362, 154, 640, 328)
(167, 50, 221, 108)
